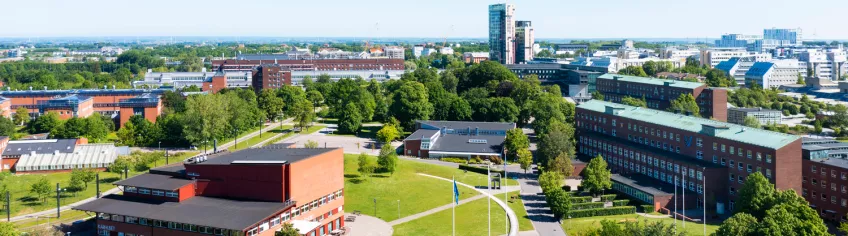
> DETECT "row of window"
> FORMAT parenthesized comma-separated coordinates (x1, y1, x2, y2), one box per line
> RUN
(804, 176, 848, 193)
(810, 165, 848, 180)
(803, 188, 848, 207)
(124, 186, 179, 198)
(246, 189, 344, 236)
(17, 163, 109, 172)
(97, 213, 241, 236)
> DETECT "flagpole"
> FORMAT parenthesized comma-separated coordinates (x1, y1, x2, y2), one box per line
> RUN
(488, 163, 491, 236)
(504, 160, 508, 235)
(683, 167, 686, 228)
(674, 173, 677, 231)
(453, 175, 456, 236)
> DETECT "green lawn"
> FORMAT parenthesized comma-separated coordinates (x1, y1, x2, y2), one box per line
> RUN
(560, 214, 719, 236)
(13, 210, 93, 230)
(199, 126, 262, 150)
(344, 154, 481, 222)
(393, 191, 533, 236)
(0, 151, 198, 217)
(228, 125, 293, 151)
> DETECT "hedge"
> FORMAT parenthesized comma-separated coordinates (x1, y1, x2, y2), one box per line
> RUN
(600, 194, 617, 202)
(459, 164, 505, 176)
(612, 199, 630, 206)
(563, 185, 572, 192)
(570, 196, 592, 204)
(571, 202, 604, 210)
(440, 157, 467, 164)
(640, 205, 655, 213)
(568, 206, 636, 218)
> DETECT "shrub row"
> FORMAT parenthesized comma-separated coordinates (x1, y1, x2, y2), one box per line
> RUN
(640, 205, 655, 213)
(570, 196, 592, 203)
(568, 206, 636, 218)
(440, 157, 467, 164)
(612, 199, 630, 206)
(600, 194, 617, 202)
(458, 164, 505, 176)
(570, 202, 604, 210)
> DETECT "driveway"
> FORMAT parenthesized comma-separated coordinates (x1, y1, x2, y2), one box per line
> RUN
(285, 132, 388, 155)
(506, 164, 567, 236)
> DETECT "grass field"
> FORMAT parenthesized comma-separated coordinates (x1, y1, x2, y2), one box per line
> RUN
(393, 191, 534, 236)
(0, 151, 198, 218)
(343, 154, 480, 222)
(13, 210, 93, 230)
(560, 214, 719, 236)
(228, 125, 292, 151)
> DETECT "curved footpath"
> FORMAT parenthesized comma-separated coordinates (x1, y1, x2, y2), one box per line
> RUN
(418, 173, 519, 236)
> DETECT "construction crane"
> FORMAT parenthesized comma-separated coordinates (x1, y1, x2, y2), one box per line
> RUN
(442, 25, 455, 48)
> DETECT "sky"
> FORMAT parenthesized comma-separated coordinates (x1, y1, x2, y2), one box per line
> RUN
(4, 0, 848, 40)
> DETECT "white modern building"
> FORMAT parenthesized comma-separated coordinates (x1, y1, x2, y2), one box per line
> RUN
(660, 47, 701, 59)
(798, 48, 847, 80)
(745, 59, 803, 88)
(700, 48, 772, 68)
(715, 57, 757, 85)
(383, 46, 405, 59)
(422, 48, 438, 57)
(413, 45, 424, 58)
(440, 47, 455, 55)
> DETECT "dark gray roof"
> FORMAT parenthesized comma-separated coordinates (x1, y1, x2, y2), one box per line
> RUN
(611, 174, 673, 196)
(429, 134, 505, 154)
(197, 148, 338, 165)
(403, 129, 438, 141)
(728, 107, 780, 113)
(3, 139, 77, 156)
(74, 194, 292, 230)
(812, 158, 848, 169)
(417, 120, 515, 131)
(113, 173, 194, 190)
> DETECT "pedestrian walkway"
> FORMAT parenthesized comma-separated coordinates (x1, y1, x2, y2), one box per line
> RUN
(417, 173, 519, 236)
(505, 164, 567, 236)
(388, 194, 487, 226)
(346, 215, 393, 236)
(3, 187, 121, 222)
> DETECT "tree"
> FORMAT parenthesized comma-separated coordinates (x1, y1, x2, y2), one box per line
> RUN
(517, 148, 533, 174)
(68, 172, 85, 196)
(669, 93, 700, 117)
(715, 213, 758, 236)
(545, 188, 571, 219)
(116, 122, 136, 146)
(377, 145, 398, 175)
(840, 221, 848, 235)
(591, 90, 604, 100)
(619, 66, 647, 77)
(306, 90, 324, 109)
(705, 68, 736, 87)
(291, 99, 315, 131)
(814, 121, 823, 134)
(338, 103, 362, 134)
(582, 155, 612, 195)
(547, 152, 574, 177)
(183, 94, 231, 146)
(797, 73, 806, 85)
(12, 107, 29, 126)
(504, 128, 530, 161)
(538, 171, 563, 194)
(0, 117, 13, 137)
(50, 117, 88, 139)
(258, 89, 285, 121)
(357, 153, 376, 178)
(389, 81, 433, 130)
(0, 222, 20, 236)
(736, 172, 775, 218)
(275, 223, 300, 236)
(375, 124, 399, 144)
(30, 178, 51, 203)
(537, 121, 575, 167)
(304, 140, 319, 148)
(743, 116, 761, 129)
(110, 157, 132, 175)
(28, 111, 61, 133)
(621, 96, 646, 107)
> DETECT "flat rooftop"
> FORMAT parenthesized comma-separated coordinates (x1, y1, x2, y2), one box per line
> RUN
(578, 100, 800, 149)
(728, 107, 780, 113)
(74, 194, 293, 231)
(113, 173, 194, 190)
(598, 73, 704, 90)
(4, 139, 77, 156)
(196, 148, 338, 165)
(811, 158, 848, 170)
(611, 174, 673, 196)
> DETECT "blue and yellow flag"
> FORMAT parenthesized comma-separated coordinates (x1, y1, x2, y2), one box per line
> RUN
(453, 178, 459, 204)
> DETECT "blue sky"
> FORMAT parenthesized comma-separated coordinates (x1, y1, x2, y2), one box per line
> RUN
(4, 0, 847, 39)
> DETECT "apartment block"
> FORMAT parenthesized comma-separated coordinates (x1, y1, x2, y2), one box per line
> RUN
(594, 74, 728, 121)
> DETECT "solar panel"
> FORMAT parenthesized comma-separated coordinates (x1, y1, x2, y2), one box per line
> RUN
(468, 139, 488, 144)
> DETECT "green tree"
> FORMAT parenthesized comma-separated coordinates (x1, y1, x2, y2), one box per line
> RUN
(116, 122, 136, 146)
(743, 116, 761, 129)
(547, 152, 574, 177)
(304, 140, 319, 148)
(275, 223, 300, 236)
(357, 153, 376, 178)
(0, 117, 13, 137)
(517, 148, 533, 174)
(0, 222, 20, 236)
(619, 66, 648, 77)
(715, 213, 758, 236)
(338, 103, 362, 134)
(669, 93, 700, 117)
(537, 120, 575, 167)
(12, 107, 29, 126)
(621, 96, 647, 107)
(840, 221, 848, 235)
(28, 111, 61, 133)
(538, 170, 563, 194)
(377, 145, 398, 175)
(705, 68, 737, 87)
(306, 90, 324, 108)
(582, 155, 612, 195)
(109, 157, 132, 175)
(545, 188, 571, 219)
(642, 61, 658, 76)
(291, 99, 315, 132)
(591, 90, 604, 100)
(30, 178, 51, 203)
(183, 94, 231, 146)
(68, 172, 85, 196)
(797, 73, 805, 85)
(504, 128, 530, 161)
(258, 89, 285, 121)
(389, 81, 433, 130)
(736, 172, 775, 218)
(375, 124, 399, 144)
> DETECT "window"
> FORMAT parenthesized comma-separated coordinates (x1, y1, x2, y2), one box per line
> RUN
(125, 216, 138, 224)
(766, 154, 772, 163)
(713, 155, 718, 164)
(166, 191, 179, 198)
(747, 164, 752, 173)
(738, 148, 743, 157)
(730, 173, 735, 181)
(152, 190, 164, 196)
(766, 169, 772, 179)
(125, 186, 137, 193)
(138, 188, 151, 195)
(713, 143, 717, 150)
(721, 158, 726, 166)
(721, 144, 726, 152)
(730, 146, 734, 155)
(747, 150, 752, 159)
(696, 138, 702, 147)
(756, 152, 762, 161)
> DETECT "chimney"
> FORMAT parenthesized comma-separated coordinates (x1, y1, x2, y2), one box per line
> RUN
(441, 126, 446, 137)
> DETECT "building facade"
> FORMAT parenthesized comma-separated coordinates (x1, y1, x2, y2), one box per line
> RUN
(506, 64, 607, 100)
(764, 28, 802, 46)
(715, 34, 762, 48)
(75, 146, 345, 236)
(1, 89, 165, 128)
(252, 65, 293, 92)
(488, 3, 515, 65)
(212, 56, 404, 73)
(715, 57, 756, 85)
(463, 52, 490, 64)
(576, 100, 802, 215)
(726, 107, 782, 126)
(594, 74, 729, 121)
(745, 59, 803, 88)
(700, 48, 772, 68)
(514, 21, 534, 64)
(801, 138, 848, 222)
(403, 121, 514, 159)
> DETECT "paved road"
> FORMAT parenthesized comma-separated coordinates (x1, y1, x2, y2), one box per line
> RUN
(506, 164, 567, 236)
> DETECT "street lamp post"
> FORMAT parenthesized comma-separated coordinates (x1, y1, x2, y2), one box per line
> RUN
(373, 198, 377, 216)
(56, 183, 66, 218)
(259, 119, 262, 138)
(397, 200, 400, 219)
(234, 128, 239, 150)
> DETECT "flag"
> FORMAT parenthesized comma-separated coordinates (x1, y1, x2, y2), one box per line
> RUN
(453, 178, 459, 205)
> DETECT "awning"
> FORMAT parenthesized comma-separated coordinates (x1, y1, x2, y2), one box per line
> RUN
(289, 220, 320, 234)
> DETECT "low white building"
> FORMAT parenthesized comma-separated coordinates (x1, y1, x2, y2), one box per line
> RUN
(745, 59, 802, 88)
(700, 48, 772, 68)
(440, 47, 454, 55)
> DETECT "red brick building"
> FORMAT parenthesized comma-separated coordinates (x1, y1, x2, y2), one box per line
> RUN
(0, 89, 165, 128)
(212, 58, 403, 73)
(594, 74, 728, 121)
(576, 100, 801, 216)
(252, 65, 292, 92)
(801, 138, 848, 223)
(75, 146, 345, 236)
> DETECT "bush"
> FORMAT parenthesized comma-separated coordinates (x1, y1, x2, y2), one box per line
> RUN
(600, 194, 617, 202)
(563, 185, 572, 192)
(570, 202, 604, 210)
(440, 157, 467, 164)
(568, 206, 636, 218)
(570, 196, 592, 204)
(458, 164, 505, 176)
(640, 205, 655, 213)
(576, 185, 583, 192)
(472, 156, 483, 164)
(612, 199, 630, 206)
(490, 156, 503, 165)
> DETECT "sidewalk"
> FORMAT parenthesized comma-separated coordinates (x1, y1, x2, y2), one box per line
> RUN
(418, 173, 520, 236)
(505, 164, 567, 236)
